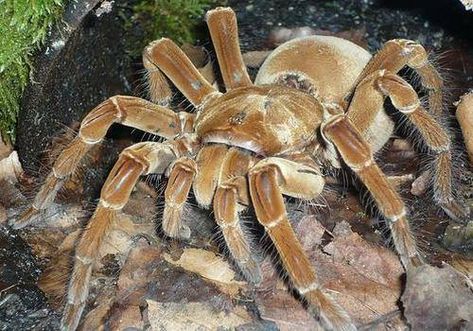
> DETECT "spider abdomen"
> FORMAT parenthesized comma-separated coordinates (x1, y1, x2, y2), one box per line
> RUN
(255, 35, 372, 104)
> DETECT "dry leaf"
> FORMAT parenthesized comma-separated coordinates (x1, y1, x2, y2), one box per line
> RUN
(80, 299, 113, 331)
(146, 300, 251, 330)
(116, 239, 161, 304)
(0, 133, 12, 160)
(163, 248, 247, 296)
(108, 305, 144, 330)
(255, 219, 404, 329)
(402, 264, 473, 330)
(0, 151, 23, 183)
(295, 214, 325, 251)
(410, 170, 430, 196)
(319, 222, 403, 325)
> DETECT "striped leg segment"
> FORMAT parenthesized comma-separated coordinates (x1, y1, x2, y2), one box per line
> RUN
(61, 141, 178, 331)
(206, 7, 253, 90)
(162, 157, 197, 239)
(323, 115, 423, 268)
(12, 96, 183, 229)
(193, 144, 229, 208)
(213, 148, 260, 283)
(357, 39, 444, 115)
(249, 157, 354, 331)
(348, 70, 467, 221)
(145, 38, 219, 107)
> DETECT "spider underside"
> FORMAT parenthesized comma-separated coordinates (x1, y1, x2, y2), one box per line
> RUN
(11, 6, 470, 331)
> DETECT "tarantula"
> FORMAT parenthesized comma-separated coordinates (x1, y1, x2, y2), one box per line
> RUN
(11, 6, 468, 331)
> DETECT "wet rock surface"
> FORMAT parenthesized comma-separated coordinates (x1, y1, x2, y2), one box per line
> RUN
(4, 0, 473, 330)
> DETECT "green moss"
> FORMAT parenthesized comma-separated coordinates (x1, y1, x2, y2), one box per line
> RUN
(126, 0, 226, 57)
(0, 0, 65, 143)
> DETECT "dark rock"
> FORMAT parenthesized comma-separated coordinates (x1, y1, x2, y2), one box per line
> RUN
(17, 0, 132, 172)
(0, 227, 60, 329)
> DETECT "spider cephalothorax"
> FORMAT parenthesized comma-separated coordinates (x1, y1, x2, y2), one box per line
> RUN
(12, 7, 468, 331)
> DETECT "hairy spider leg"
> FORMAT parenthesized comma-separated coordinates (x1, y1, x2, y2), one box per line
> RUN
(213, 147, 261, 284)
(193, 144, 229, 208)
(206, 7, 253, 90)
(348, 70, 467, 221)
(162, 157, 197, 239)
(356, 39, 444, 115)
(248, 159, 355, 331)
(145, 38, 219, 107)
(457, 92, 473, 162)
(12, 96, 187, 229)
(61, 140, 186, 331)
(143, 54, 173, 107)
(322, 115, 423, 269)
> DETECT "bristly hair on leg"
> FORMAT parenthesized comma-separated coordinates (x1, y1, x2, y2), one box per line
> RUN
(15, 123, 98, 229)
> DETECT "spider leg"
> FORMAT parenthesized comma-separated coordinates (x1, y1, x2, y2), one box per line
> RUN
(456, 91, 473, 162)
(143, 53, 172, 106)
(356, 39, 444, 115)
(12, 96, 190, 229)
(206, 7, 253, 90)
(348, 70, 467, 221)
(213, 148, 261, 284)
(322, 115, 423, 269)
(145, 38, 219, 107)
(61, 140, 180, 331)
(249, 157, 354, 331)
(193, 144, 229, 208)
(162, 157, 197, 239)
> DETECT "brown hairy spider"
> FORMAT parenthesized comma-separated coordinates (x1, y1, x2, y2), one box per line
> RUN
(11, 6, 469, 331)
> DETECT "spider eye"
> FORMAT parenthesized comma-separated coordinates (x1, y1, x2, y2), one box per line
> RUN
(228, 111, 247, 125)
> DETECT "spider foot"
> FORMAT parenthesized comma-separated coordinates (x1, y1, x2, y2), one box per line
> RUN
(61, 302, 85, 331)
(405, 253, 425, 270)
(235, 256, 262, 285)
(306, 288, 356, 331)
(162, 214, 191, 239)
(439, 200, 470, 224)
(10, 206, 41, 229)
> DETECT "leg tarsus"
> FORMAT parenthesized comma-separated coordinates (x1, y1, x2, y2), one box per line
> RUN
(439, 200, 470, 224)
